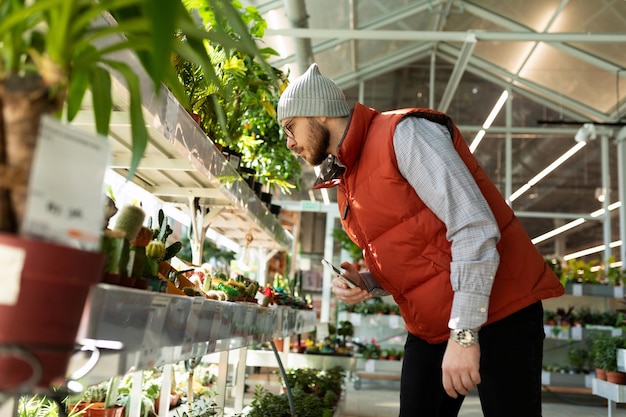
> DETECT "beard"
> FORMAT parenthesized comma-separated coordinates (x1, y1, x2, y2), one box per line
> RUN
(307, 118, 331, 166)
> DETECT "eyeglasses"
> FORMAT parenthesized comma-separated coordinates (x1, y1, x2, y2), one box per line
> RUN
(282, 118, 295, 140)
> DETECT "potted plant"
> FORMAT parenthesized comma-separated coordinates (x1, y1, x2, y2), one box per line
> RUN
(566, 344, 589, 374)
(0, 0, 267, 390)
(19, 394, 86, 417)
(592, 334, 626, 384)
(66, 378, 124, 417)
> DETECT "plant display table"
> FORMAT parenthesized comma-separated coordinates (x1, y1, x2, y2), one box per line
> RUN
(592, 378, 626, 417)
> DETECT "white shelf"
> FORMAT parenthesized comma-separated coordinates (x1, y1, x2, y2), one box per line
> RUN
(68, 284, 316, 385)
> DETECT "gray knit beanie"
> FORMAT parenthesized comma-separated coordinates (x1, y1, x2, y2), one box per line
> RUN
(277, 63, 351, 121)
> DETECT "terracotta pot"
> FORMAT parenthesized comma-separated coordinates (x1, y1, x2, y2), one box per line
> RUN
(596, 368, 607, 381)
(0, 233, 105, 391)
(72, 403, 125, 417)
(606, 370, 626, 385)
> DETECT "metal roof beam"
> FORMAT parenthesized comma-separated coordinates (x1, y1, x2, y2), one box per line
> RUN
(437, 44, 611, 121)
(269, 0, 438, 68)
(265, 28, 626, 43)
(462, 1, 626, 75)
(333, 43, 433, 89)
(438, 34, 476, 112)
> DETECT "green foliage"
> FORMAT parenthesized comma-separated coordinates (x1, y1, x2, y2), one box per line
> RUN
(567, 343, 589, 372)
(590, 334, 626, 371)
(177, 236, 235, 266)
(561, 258, 601, 285)
(170, 2, 301, 193)
(247, 386, 325, 417)
(18, 395, 72, 417)
(117, 372, 160, 417)
(356, 338, 382, 359)
(246, 366, 345, 416)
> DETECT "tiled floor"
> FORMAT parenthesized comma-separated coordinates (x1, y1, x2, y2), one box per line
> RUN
(338, 379, 626, 417)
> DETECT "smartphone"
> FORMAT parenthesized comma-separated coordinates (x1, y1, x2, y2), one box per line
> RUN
(322, 259, 358, 288)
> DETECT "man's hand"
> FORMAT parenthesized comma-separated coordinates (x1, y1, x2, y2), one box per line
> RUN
(442, 340, 481, 398)
(330, 262, 371, 304)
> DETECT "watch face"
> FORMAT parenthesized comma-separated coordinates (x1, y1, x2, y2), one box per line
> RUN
(452, 329, 477, 347)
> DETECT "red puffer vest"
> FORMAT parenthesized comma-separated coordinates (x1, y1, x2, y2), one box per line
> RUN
(318, 103, 564, 343)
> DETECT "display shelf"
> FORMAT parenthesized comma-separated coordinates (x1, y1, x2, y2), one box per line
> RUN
(564, 283, 625, 298)
(68, 284, 317, 386)
(246, 350, 356, 372)
(72, 31, 291, 252)
(592, 378, 626, 417)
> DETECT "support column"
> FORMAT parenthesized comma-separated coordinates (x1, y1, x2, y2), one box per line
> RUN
(617, 128, 626, 265)
(321, 212, 338, 323)
(601, 134, 612, 263)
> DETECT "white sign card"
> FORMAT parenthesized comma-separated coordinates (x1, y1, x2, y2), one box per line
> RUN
(21, 116, 111, 250)
(0, 244, 26, 305)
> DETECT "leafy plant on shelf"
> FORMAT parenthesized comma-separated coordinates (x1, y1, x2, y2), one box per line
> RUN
(590, 334, 626, 372)
(355, 338, 382, 360)
(170, 1, 301, 194)
(245, 366, 346, 417)
(19, 395, 84, 417)
(117, 372, 161, 417)
(560, 258, 601, 285)
(567, 342, 590, 373)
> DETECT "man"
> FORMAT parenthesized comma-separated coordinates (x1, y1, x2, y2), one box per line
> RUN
(277, 63, 564, 417)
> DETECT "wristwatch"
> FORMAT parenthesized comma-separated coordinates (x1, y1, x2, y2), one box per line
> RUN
(450, 328, 479, 347)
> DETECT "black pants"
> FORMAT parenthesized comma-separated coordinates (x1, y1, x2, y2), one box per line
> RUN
(399, 302, 545, 417)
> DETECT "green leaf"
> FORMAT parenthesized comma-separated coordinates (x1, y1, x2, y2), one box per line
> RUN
(104, 59, 148, 178)
(66, 66, 90, 121)
(89, 66, 113, 136)
(145, 0, 179, 93)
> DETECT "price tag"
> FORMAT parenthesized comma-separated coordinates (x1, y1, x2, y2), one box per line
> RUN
(137, 296, 170, 368)
(22, 116, 111, 250)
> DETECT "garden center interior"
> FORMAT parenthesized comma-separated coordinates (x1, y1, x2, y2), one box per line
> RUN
(2, 0, 626, 416)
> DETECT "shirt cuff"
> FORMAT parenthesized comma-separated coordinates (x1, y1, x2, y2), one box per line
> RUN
(448, 291, 489, 330)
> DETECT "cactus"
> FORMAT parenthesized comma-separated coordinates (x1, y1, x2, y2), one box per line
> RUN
(113, 205, 146, 278)
(146, 241, 166, 259)
(113, 205, 145, 241)
(163, 241, 182, 262)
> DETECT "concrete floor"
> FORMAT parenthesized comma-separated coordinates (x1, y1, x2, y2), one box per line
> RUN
(339, 381, 626, 417)
(228, 374, 626, 417)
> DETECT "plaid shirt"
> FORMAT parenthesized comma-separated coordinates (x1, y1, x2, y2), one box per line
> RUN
(393, 117, 500, 330)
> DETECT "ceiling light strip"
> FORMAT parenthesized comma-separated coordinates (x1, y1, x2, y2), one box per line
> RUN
(531, 202, 622, 245)
(509, 141, 587, 202)
(563, 240, 623, 261)
(469, 90, 508, 153)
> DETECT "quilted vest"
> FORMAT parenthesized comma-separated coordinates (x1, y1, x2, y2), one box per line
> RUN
(320, 103, 564, 343)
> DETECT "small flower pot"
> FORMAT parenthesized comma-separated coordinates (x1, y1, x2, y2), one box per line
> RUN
(606, 371, 626, 385)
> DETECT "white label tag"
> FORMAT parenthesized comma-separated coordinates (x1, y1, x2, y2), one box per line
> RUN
(0, 244, 25, 305)
(21, 116, 111, 250)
